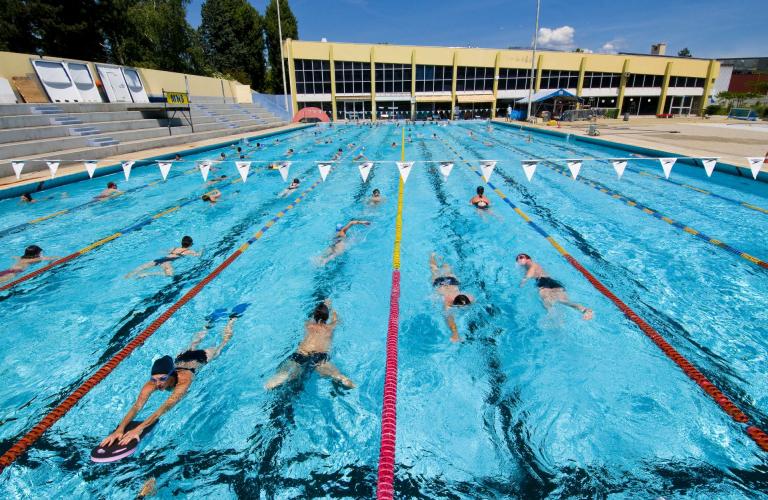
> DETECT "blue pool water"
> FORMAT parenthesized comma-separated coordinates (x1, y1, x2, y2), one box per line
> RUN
(0, 121, 766, 497)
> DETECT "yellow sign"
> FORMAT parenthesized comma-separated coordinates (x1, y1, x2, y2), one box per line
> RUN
(164, 91, 189, 105)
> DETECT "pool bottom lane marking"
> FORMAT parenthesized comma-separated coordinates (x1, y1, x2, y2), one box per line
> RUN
(377, 128, 405, 500)
(0, 179, 324, 474)
(438, 136, 768, 453)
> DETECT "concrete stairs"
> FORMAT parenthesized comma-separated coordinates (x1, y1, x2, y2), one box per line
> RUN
(0, 101, 288, 178)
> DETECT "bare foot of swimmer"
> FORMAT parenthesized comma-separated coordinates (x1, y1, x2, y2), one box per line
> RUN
(581, 307, 594, 320)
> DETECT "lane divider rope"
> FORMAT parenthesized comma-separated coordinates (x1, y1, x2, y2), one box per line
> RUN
(377, 127, 405, 499)
(0, 179, 324, 474)
(470, 127, 768, 270)
(437, 135, 768, 453)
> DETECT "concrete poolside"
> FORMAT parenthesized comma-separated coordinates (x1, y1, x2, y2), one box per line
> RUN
(0, 123, 306, 191)
(496, 116, 768, 175)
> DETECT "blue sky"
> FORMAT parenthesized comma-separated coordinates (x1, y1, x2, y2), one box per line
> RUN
(186, 0, 767, 58)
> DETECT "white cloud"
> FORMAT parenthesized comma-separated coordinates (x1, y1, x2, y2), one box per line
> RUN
(600, 39, 624, 54)
(537, 26, 576, 50)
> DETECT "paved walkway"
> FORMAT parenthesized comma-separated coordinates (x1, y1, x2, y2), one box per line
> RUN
(496, 116, 768, 174)
(0, 123, 306, 190)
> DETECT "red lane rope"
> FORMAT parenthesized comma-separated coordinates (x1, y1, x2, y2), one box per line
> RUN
(377, 270, 401, 499)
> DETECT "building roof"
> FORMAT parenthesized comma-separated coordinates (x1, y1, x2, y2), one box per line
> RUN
(516, 89, 580, 104)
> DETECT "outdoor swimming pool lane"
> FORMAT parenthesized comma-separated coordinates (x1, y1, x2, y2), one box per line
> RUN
(444, 124, 768, 421)
(62, 125, 398, 497)
(0, 126, 376, 457)
(0, 125, 396, 492)
(432, 130, 768, 460)
(482, 123, 768, 258)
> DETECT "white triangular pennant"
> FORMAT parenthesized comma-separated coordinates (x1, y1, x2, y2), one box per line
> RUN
(235, 161, 251, 182)
(198, 161, 211, 182)
(746, 157, 763, 179)
(439, 162, 454, 179)
(84, 161, 98, 178)
(317, 162, 332, 182)
(46, 161, 59, 178)
(566, 160, 582, 179)
(611, 159, 627, 179)
(659, 158, 676, 179)
(701, 158, 717, 177)
(480, 160, 496, 181)
(358, 162, 373, 182)
(521, 160, 538, 182)
(158, 161, 172, 180)
(396, 161, 414, 184)
(122, 161, 134, 180)
(278, 161, 291, 182)
(11, 161, 24, 179)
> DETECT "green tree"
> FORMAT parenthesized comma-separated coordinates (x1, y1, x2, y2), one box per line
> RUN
(677, 47, 692, 57)
(199, 0, 266, 88)
(0, 0, 37, 53)
(102, 0, 208, 75)
(264, 0, 298, 94)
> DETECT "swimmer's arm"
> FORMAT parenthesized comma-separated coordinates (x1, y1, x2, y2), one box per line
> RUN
(445, 312, 460, 342)
(520, 267, 536, 287)
(104, 382, 154, 444)
(140, 380, 190, 429)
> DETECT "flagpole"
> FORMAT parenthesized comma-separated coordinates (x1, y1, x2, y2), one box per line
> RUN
(277, 0, 291, 117)
(526, 0, 540, 122)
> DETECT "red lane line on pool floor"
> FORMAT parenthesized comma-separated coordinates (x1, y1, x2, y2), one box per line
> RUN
(0, 180, 324, 474)
(438, 136, 768, 453)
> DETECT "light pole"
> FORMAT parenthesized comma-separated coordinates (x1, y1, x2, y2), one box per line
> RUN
(276, 0, 291, 117)
(526, 0, 541, 122)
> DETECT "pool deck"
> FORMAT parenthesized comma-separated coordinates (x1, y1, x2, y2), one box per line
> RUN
(0, 122, 307, 191)
(494, 116, 768, 175)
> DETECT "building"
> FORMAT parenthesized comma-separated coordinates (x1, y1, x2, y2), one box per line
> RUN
(284, 40, 719, 121)
(716, 57, 768, 94)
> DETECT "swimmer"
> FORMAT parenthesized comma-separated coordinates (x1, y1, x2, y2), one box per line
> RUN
(516, 253, 593, 320)
(0, 245, 58, 283)
(353, 151, 367, 161)
(255, 142, 262, 149)
(347, 143, 355, 150)
(20, 193, 35, 203)
(368, 188, 384, 205)
(236, 147, 242, 154)
(279, 178, 300, 198)
(219, 152, 227, 160)
(125, 235, 201, 278)
(202, 189, 222, 205)
(206, 174, 228, 186)
(429, 253, 474, 342)
(285, 148, 294, 157)
(470, 186, 491, 209)
(264, 299, 355, 389)
(95, 181, 121, 200)
(100, 308, 244, 447)
(391, 142, 398, 148)
(318, 220, 371, 265)
(525, 135, 533, 143)
(174, 154, 182, 161)
(483, 141, 494, 147)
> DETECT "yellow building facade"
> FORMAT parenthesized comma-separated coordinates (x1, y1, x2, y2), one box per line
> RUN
(285, 40, 719, 121)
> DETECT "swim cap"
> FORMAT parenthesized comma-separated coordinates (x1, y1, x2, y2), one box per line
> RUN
(312, 303, 330, 323)
(336, 223, 344, 231)
(23, 245, 42, 259)
(453, 294, 471, 306)
(151, 355, 175, 375)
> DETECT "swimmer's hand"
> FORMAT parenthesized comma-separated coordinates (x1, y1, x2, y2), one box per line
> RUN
(100, 429, 125, 447)
(339, 376, 356, 388)
(118, 426, 143, 446)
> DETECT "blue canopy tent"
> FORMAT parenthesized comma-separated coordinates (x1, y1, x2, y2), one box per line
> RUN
(516, 89, 581, 120)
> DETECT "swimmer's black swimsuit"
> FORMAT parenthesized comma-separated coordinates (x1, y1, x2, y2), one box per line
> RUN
(175, 349, 209, 374)
(433, 276, 460, 287)
(290, 351, 329, 366)
(536, 277, 564, 290)
(153, 249, 184, 266)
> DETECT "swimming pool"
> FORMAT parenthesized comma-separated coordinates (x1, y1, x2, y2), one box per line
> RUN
(0, 121, 766, 497)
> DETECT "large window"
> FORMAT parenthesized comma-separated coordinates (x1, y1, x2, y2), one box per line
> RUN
(415, 65, 453, 93)
(293, 59, 331, 95)
(334, 60, 371, 94)
(583, 72, 620, 88)
(375, 63, 411, 94)
(498, 68, 532, 90)
(456, 66, 494, 92)
(669, 76, 705, 88)
(539, 70, 578, 89)
(627, 73, 663, 87)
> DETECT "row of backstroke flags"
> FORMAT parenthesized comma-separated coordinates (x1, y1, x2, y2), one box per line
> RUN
(9, 156, 766, 184)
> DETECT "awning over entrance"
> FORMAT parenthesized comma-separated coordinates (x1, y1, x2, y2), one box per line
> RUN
(415, 95, 452, 103)
(516, 88, 579, 104)
(456, 94, 495, 103)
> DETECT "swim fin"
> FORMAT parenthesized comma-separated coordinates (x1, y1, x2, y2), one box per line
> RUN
(229, 303, 251, 318)
(205, 308, 228, 323)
